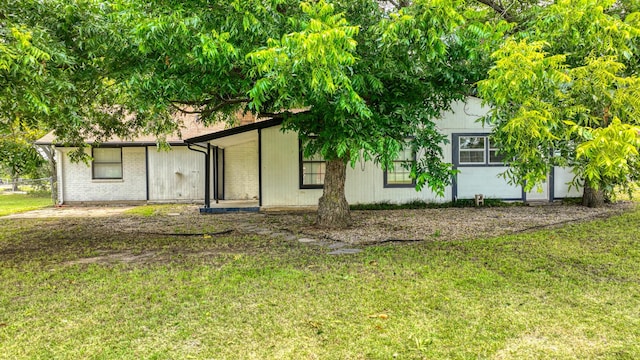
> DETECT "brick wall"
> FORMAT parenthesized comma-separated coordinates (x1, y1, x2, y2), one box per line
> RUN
(58, 147, 147, 203)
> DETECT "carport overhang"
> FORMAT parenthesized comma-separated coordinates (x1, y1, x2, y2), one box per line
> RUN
(185, 118, 284, 210)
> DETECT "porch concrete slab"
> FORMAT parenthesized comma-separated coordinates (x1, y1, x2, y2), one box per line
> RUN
(200, 207, 260, 214)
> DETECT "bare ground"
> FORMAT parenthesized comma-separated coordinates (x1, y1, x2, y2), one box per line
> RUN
(249, 202, 638, 244)
(5, 201, 636, 245)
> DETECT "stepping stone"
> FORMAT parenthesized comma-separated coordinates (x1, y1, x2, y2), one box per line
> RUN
(328, 248, 362, 255)
(271, 232, 290, 238)
(298, 238, 317, 243)
(328, 242, 347, 249)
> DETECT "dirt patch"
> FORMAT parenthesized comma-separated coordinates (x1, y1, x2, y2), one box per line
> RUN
(2, 205, 134, 219)
(4, 201, 637, 247)
(229, 202, 637, 244)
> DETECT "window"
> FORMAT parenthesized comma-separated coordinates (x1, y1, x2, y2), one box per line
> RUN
(456, 135, 505, 166)
(458, 136, 485, 164)
(92, 148, 123, 179)
(384, 145, 415, 187)
(488, 139, 505, 164)
(300, 152, 325, 188)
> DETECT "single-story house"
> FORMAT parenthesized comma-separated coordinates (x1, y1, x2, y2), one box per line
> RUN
(36, 98, 581, 209)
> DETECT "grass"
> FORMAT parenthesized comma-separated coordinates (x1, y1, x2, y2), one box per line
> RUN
(1, 207, 639, 358)
(0, 192, 53, 216)
(123, 204, 185, 217)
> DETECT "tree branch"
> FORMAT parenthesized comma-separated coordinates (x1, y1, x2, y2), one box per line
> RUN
(257, 109, 312, 119)
(169, 96, 251, 115)
(474, 0, 517, 23)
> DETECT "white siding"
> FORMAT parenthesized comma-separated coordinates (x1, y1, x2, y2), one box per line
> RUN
(224, 140, 259, 200)
(554, 167, 582, 198)
(456, 167, 522, 199)
(147, 146, 204, 201)
(53, 98, 582, 205)
(261, 126, 447, 208)
(57, 147, 146, 203)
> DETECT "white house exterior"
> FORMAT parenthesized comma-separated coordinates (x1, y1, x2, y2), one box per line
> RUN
(37, 98, 581, 208)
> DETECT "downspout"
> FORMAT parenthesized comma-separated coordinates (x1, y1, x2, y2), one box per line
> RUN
(221, 148, 225, 199)
(258, 128, 263, 207)
(549, 166, 555, 202)
(56, 148, 64, 205)
(145, 147, 149, 201)
(187, 143, 210, 208)
(212, 144, 219, 204)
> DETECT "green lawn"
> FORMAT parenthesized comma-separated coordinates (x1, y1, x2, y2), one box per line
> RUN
(0, 193, 53, 217)
(0, 207, 639, 359)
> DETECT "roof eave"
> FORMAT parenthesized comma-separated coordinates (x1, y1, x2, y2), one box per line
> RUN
(185, 117, 284, 143)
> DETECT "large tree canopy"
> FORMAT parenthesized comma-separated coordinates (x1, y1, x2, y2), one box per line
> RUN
(478, 0, 640, 206)
(99, 0, 504, 227)
(5, 0, 505, 227)
(0, 0, 144, 149)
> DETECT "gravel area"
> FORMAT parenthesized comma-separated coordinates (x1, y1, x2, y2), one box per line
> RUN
(5, 201, 636, 245)
(249, 202, 637, 244)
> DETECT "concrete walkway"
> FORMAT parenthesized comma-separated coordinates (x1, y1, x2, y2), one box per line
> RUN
(2, 206, 134, 219)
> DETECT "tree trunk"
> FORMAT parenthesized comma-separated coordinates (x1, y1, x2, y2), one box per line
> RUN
(582, 181, 605, 207)
(11, 176, 19, 192)
(43, 146, 58, 204)
(317, 158, 351, 228)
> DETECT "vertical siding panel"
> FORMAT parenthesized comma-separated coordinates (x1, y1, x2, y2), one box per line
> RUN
(224, 140, 259, 200)
(148, 146, 204, 201)
(553, 167, 582, 198)
(262, 127, 322, 207)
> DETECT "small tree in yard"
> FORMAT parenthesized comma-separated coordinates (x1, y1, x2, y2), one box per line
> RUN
(0, 123, 46, 192)
(478, 0, 640, 206)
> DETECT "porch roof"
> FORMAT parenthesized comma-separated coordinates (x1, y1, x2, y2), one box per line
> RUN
(185, 118, 283, 144)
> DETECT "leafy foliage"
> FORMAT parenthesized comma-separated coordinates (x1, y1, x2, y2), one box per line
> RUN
(102, 0, 508, 225)
(1, 0, 507, 226)
(478, 0, 640, 202)
(0, 120, 46, 185)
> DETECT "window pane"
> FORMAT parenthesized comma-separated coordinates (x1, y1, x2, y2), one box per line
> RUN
(396, 147, 413, 161)
(459, 137, 485, 150)
(303, 161, 325, 185)
(304, 153, 324, 161)
(489, 150, 505, 164)
(387, 165, 412, 185)
(459, 150, 484, 163)
(94, 148, 121, 162)
(93, 148, 122, 179)
(94, 164, 123, 179)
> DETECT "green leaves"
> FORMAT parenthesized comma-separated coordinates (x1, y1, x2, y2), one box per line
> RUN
(247, 0, 363, 116)
(479, 0, 640, 200)
(574, 118, 640, 189)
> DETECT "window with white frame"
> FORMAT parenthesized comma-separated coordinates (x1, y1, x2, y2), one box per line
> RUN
(300, 152, 325, 188)
(92, 147, 123, 179)
(458, 136, 485, 164)
(384, 145, 415, 187)
(457, 135, 504, 166)
(488, 139, 505, 164)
